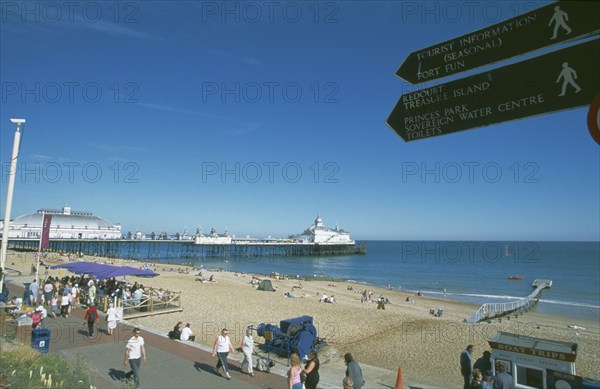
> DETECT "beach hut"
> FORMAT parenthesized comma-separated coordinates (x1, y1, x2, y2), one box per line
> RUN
(257, 280, 275, 292)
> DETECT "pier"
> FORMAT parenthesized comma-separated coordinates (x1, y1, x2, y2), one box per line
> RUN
(466, 279, 553, 323)
(6, 238, 366, 261)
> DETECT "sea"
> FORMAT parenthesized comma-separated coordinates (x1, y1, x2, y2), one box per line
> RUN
(135, 240, 600, 323)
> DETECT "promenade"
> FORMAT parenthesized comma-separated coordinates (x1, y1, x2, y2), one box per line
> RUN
(2, 280, 441, 389)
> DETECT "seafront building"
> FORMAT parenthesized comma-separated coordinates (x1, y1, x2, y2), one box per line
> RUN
(3, 210, 364, 257)
(1, 209, 354, 247)
(0, 206, 122, 240)
(194, 227, 233, 244)
(2, 210, 355, 246)
(192, 215, 355, 246)
(291, 215, 355, 245)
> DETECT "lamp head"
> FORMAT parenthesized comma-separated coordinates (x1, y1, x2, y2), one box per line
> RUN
(10, 118, 26, 125)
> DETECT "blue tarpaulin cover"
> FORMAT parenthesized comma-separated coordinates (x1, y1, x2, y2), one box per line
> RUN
(49, 261, 158, 280)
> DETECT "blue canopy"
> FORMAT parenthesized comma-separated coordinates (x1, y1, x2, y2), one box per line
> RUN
(50, 261, 159, 280)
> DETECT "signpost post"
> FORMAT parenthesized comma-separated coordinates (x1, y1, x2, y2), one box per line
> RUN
(396, 1, 600, 84)
(386, 39, 599, 142)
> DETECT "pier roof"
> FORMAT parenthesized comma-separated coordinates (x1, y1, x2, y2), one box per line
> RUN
(10, 206, 118, 229)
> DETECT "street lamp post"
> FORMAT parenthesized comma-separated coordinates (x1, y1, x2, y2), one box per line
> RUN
(0, 118, 25, 294)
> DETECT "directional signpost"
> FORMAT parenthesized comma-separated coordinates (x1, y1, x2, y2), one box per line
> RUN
(396, 1, 600, 84)
(386, 39, 599, 142)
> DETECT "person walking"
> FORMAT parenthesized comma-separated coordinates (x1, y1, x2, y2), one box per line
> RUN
(29, 306, 44, 329)
(106, 302, 118, 336)
(49, 294, 59, 318)
(43, 280, 54, 307)
(212, 328, 234, 380)
(461, 344, 475, 389)
(344, 353, 365, 389)
(303, 350, 320, 389)
(29, 279, 39, 305)
(288, 353, 303, 389)
(240, 328, 256, 376)
(70, 283, 79, 309)
(60, 293, 70, 318)
(124, 327, 146, 389)
(83, 303, 98, 338)
(88, 281, 96, 306)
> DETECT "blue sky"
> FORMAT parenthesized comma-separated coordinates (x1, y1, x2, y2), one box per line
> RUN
(1, 1, 598, 241)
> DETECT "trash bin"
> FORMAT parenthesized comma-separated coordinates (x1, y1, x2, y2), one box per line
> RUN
(31, 328, 51, 354)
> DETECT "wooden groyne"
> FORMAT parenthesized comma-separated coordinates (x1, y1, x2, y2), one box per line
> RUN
(466, 279, 553, 323)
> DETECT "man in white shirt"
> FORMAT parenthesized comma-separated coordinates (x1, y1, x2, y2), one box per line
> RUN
(124, 327, 146, 389)
(29, 280, 39, 305)
(180, 323, 195, 341)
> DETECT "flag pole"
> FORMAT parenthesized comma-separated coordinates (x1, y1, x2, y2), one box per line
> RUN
(35, 211, 44, 285)
(0, 119, 25, 295)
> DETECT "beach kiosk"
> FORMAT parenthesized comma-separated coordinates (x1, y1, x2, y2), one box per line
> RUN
(488, 331, 580, 389)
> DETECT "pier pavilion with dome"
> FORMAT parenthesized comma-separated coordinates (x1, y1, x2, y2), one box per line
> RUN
(0, 206, 121, 240)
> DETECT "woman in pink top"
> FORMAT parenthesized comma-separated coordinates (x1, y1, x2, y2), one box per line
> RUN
(288, 353, 303, 389)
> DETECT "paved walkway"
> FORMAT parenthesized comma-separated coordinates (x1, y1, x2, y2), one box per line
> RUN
(2, 280, 442, 389)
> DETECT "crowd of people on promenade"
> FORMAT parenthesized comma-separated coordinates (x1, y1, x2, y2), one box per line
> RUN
(0, 263, 446, 389)
(165, 321, 364, 387)
(3, 277, 375, 389)
(282, 349, 367, 389)
(2, 274, 147, 329)
(286, 350, 362, 389)
(460, 344, 514, 389)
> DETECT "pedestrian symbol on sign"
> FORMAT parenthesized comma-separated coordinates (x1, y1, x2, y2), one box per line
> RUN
(556, 62, 582, 97)
(548, 6, 572, 40)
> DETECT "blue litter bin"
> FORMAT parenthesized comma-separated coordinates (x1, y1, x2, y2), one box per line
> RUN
(31, 329, 51, 354)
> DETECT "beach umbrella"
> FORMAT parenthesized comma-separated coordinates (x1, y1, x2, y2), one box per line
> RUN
(50, 262, 158, 280)
(98, 266, 158, 280)
(49, 261, 111, 274)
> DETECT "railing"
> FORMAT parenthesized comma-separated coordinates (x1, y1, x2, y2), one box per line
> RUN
(120, 288, 182, 318)
(466, 279, 552, 323)
(77, 287, 182, 318)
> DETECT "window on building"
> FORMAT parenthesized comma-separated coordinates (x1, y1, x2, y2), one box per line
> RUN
(515, 365, 543, 389)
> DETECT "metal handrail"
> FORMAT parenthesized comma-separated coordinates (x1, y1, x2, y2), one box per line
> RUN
(466, 279, 552, 323)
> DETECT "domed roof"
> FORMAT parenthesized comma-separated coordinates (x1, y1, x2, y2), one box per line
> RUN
(12, 207, 118, 229)
(314, 214, 323, 226)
